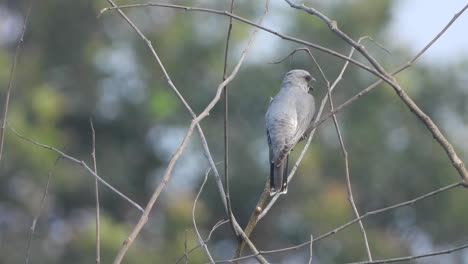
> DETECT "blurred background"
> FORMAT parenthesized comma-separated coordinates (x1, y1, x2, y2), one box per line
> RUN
(1, 0, 468, 263)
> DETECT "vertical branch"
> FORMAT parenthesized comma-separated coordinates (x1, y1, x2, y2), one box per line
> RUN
(331, 109, 373, 260)
(0, 1, 33, 162)
(175, 220, 230, 264)
(308, 235, 313, 264)
(223, 0, 237, 238)
(90, 120, 101, 264)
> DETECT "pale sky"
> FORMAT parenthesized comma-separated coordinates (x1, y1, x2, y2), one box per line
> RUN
(389, 0, 468, 63)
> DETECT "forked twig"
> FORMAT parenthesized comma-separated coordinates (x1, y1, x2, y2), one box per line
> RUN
(193, 168, 215, 263)
(175, 220, 230, 264)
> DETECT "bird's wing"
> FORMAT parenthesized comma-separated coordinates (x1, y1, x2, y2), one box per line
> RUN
(266, 112, 297, 166)
(292, 93, 315, 144)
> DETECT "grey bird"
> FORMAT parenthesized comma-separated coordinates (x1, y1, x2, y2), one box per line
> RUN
(266, 69, 316, 195)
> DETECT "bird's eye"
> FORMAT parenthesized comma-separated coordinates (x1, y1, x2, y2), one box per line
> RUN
(305, 75, 312, 81)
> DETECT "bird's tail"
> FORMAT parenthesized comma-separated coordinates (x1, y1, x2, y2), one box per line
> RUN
(270, 155, 289, 196)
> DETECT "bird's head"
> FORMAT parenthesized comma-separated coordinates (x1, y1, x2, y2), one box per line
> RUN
(283, 69, 316, 93)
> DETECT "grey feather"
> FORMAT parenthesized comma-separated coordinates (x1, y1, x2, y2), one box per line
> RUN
(266, 69, 316, 195)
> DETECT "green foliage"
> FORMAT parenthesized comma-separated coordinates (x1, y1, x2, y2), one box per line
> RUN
(0, 0, 467, 263)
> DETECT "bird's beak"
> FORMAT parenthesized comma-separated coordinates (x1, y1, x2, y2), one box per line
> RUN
(308, 77, 315, 92)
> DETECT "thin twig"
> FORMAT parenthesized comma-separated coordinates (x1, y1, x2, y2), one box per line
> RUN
(106, 0, 270, 262)
(223, 0, 237, 239)
(193, 168, 215, 263)
(25, 154, 62, 264)
(184, 230, 189, 264)
(9, 125, 144, 212)
(347, 242, 468, 264)
(90, 120, 101, 264)
(0, 1, 33, 162)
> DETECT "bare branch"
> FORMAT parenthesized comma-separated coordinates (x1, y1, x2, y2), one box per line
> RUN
(193, 168, 215, 263)
(184, 230, 189, 264)
(285, 0, 468, 186)
(223, 0, 237, 239)
(175, 220, 230, 264)
(9, 125, 144, 213)
(0, 1, 33, 162)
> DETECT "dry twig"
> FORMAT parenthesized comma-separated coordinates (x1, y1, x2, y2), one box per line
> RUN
(0, 1, 33, 161)
(90, 120, 101, 264)
(193, 168, 215, 263)
(175, 220, 230, 264)
(347, 242, 468, 264)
